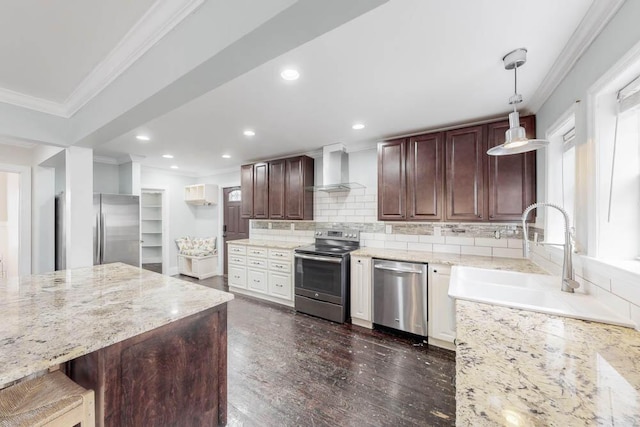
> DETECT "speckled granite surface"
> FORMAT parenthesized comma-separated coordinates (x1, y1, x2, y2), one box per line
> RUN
(351, 248, 545, 273)
(228, 239, 305, 249)
(456, 300, 640, 426)
(0, 263, 233, 387)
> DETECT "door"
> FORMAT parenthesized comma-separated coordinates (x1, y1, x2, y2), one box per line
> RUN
(487, 115, 536, 220)
(407, 132, 444, 220)
(378, 139, 406, 220)
(223, 187, 249, 275)
(350, 256, 372, 322)
(285, 156, 314, 220)
(445, 125, 486, 221)
(268, 159, 285, 219)
(253, 162, 269, 219)
(428, 265, 456, 343)
(100, 194, 140, 267)
(240, 164, 254, 218)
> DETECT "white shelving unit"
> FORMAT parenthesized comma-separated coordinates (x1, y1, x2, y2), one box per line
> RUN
(141, 192, 163, 264)
(184, 184, 218, 205)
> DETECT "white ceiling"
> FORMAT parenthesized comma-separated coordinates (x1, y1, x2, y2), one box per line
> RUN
(0, 0, 155, 102)
(96, 0, 595, 176)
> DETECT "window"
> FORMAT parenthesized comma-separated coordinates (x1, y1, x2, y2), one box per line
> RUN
(596, 74, 640, 260)
(546, 112, 576, 245)
(228, 189, 241, 202)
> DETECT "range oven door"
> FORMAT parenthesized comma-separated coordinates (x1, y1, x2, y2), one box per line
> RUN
(294, 253, 347, 305)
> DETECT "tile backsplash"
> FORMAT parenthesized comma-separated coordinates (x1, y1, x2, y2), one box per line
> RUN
(249, 188, 529, 258)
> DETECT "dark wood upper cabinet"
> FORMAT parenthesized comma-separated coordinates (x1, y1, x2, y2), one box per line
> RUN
(285, 156, 314, 220)
(407, 133, 444, 220)
(378, 116, 537, 222)
(240, 164, 254, 219)
(241, 155, 314, 220)
(253, 162, 269, 219)
(378, 139, 407, 220)
(268, 159, 286, 219)
(445, 125, 486, 221)
(487, 115, 536, 221)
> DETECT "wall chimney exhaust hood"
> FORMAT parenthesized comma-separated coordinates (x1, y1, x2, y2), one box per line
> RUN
(309, 143, 365, 192)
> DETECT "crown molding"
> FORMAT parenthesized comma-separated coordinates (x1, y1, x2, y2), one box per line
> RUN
(527, 0, 626, 113)
(0, 87, 68, 116)
(0, 0, 205, 118)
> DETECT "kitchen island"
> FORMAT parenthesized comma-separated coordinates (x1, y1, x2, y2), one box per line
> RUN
(0, 263, 233, 426)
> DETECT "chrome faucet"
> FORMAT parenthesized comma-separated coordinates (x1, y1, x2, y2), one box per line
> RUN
(521, 202, 580, 293)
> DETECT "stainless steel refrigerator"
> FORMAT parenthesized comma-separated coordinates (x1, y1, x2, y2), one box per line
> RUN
(56, 193, 140, 269)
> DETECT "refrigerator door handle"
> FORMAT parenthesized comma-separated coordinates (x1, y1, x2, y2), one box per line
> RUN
(100, 212, 106, 264)
(95, 213, 101, 265)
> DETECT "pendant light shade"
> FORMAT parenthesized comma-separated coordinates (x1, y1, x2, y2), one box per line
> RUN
(487, 48, 549, 156)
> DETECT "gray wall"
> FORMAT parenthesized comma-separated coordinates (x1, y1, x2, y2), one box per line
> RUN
(93, 162, 120, 194)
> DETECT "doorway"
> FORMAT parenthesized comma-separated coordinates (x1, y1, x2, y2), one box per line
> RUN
(0, 171, 19, 278)
(141, 189, 168, 274)
(223, 186, 249, 275)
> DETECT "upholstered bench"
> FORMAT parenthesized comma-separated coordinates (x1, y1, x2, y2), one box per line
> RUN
(176, 237, 218, 279)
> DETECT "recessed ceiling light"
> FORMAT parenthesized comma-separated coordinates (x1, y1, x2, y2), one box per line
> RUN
(136, 135, 150, 141)
(243, 130, 256, 137)
(162, 154, 174, 159)
(352, 123, 365, 130)
(170, 165, 179, 169)
(280, 69, 300, 81)
(222, 154, 231, 159)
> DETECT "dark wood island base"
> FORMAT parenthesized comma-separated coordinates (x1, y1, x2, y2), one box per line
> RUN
(70, 305, 228, 426)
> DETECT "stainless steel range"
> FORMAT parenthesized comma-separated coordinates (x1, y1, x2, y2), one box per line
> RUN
(294, 229, 360, 323)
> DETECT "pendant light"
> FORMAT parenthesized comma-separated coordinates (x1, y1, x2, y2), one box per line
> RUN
(487, 48, 549, 156)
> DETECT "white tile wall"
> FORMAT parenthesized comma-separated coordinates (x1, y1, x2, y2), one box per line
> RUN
(461, 246, 492, 256)
(475, 237, 508, 248)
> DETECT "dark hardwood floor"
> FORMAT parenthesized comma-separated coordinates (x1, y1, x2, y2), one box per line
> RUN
(176, 274, 456, 427)
(142, 263, 163, 273)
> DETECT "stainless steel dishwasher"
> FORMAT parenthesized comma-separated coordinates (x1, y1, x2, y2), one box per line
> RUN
(373, 259, 428, 336)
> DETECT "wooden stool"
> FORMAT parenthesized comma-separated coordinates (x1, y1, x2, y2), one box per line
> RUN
(0, 371, 94, 427)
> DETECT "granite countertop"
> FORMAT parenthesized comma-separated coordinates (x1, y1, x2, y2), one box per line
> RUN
(350, 247, 544, 274)
(0, 263, 233, 387)
(456, 300, 640, 426)
(227, 239, 306, 250)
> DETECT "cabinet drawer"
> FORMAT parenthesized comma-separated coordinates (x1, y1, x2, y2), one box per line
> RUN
(229, 266, 247, 289)
(269, 260, 291, 273)
(246, 246, 267, 258)
(248, 269, 268, 294)
(268, 249, 291, 260)
(247, 257, 267, 268)
(268, 271, 292, 300)
(228, 245, 246, 255)
(229, 255, 246, 265)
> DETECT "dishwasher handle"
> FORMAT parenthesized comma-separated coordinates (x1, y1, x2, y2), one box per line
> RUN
(373, 264, 423, 274)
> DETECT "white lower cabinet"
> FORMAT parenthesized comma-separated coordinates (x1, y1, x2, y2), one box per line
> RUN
(350, 256, 372, 328)
(428, 264, 456, 350)
(269, 271, 292, 299)
(228, 265, 247, 289)
(227, 243, 294, 307)
(247, 269, 268, 294)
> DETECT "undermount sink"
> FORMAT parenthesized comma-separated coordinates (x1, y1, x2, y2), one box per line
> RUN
(449, 266, 636, 329)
